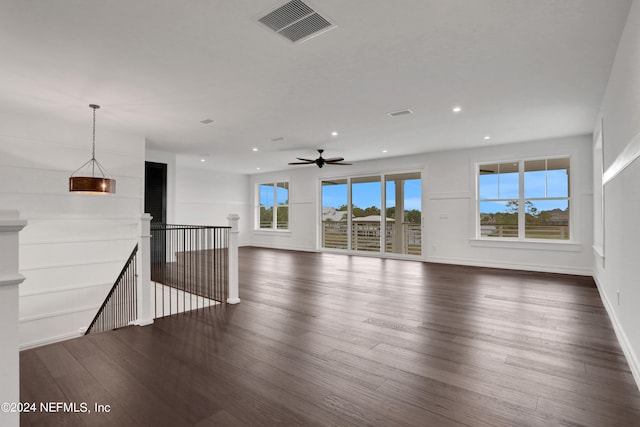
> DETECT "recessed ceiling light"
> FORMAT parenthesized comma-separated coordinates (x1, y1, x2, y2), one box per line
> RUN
(200, 159, 206, 162)
(331, 131, 338, 137)
(452, 106, 462, 113)
(382, 150, 388, 153)
(200, 118, 214, 124)
(484, 136, 491, 140)
(256, 167, 261, 170)
(252, 148, 259, 152)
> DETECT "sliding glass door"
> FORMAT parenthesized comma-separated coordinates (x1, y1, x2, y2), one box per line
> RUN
(385, 173, 422, 256)
(321, 179, 348, 249)
(351, 176, 382, 253)
(321, 172, 422, 257)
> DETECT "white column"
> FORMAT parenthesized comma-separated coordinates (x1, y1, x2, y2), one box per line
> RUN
(135, 213, 154, 326)
(227, 214, 240, 304)
(393, 179, 405, 254)
(0, 210, 27, 427)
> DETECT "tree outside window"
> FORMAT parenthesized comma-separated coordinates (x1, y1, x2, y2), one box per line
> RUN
(479, 158, 570, 240)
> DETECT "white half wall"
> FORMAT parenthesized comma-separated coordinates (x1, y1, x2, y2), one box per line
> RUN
(0, 111, 144, 349)
(0, 210, 26, 427)
(593, 0, 640, 388)
(248, 134, 593, 275)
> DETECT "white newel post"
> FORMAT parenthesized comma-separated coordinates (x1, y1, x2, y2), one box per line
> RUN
(135, 213, 154, 326)
(0, 210, 27, 427)
(227, 213, 240, 304)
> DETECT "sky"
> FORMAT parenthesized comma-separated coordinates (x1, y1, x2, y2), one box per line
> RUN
(322, 179, 422, 211)
(264, 168, 567, 215)
(259, 183, 288, 206)
(479, 167, 569, 214)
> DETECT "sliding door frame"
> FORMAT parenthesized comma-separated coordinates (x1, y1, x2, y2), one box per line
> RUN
(318, 169, 423, 260)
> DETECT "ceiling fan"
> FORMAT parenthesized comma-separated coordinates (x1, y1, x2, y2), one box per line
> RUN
(288, 149, 352, 168)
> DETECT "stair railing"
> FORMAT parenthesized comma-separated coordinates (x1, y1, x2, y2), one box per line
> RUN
(85, 244, 138, 335)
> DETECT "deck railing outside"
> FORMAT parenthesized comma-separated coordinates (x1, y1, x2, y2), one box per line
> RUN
(322, 221, 421, 255)
(480, 224, 569, 239)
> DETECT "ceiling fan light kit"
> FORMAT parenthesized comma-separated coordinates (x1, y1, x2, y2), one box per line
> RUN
(288, 149, 352, 168)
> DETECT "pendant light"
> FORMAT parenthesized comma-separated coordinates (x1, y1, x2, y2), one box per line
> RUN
(69, 104, 116, 194)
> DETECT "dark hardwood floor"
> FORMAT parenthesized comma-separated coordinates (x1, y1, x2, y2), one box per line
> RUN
(20, 247, 640, 426)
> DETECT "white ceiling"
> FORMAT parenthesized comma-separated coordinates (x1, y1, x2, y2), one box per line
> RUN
(0, 0, 632, 174)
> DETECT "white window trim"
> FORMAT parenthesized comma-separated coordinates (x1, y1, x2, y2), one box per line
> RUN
(469, 238, 582, 252)
(474, 155, 574, 244)
(255, 181, 290, 231)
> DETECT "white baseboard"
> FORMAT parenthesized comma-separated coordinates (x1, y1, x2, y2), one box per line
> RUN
(427, 255, 592, 276)
(132, 318, 154, 327)
(19, 304, 98, 323)
(20, 330, 81, 350)
(246, 243, 317, 253)
(593, 274, 640, 391)
(243, 246, 592, 275)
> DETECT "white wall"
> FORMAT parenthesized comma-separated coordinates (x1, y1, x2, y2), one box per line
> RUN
(0, 111, 144, 348)
(174, 157, 250, 245)
(249, 169, 317, 252)
(426, 135, 592, 275)
(248, 134, 593, 275)
(593, 0, 640, 387)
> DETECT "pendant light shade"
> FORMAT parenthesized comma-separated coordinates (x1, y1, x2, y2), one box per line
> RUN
(69, 176, 116, 193)
(69, 104, 116, 194)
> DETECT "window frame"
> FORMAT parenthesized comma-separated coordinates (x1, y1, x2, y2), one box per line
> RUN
(256, 181, 290, 231)
(476, 156, 571, 242)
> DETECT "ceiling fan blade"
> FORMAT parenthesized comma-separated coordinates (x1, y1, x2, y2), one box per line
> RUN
(296, 157, 315, 162)
(288, 161, 314, 165)
(324, 157, 345, 162)
(328, 162, 352, 165)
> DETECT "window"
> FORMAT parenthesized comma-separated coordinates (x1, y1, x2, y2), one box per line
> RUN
(478, 157, 570, 240)
(258, 182, 289, 230)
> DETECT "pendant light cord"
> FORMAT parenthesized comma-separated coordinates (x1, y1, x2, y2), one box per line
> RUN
(70, 104, 111, 179)
(89, 103, 100, 176)
(92, 106, 96, 161)
(92, 106, 96, 176)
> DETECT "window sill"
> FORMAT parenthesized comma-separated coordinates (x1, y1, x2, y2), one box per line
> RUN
(469, 238, 582, 252)
(593, 245, 605, 262)
(253, 229, 291, 236)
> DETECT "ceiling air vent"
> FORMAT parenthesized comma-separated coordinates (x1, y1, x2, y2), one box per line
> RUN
(257, 0, 336, 43)
(387, 109, 413, 117)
